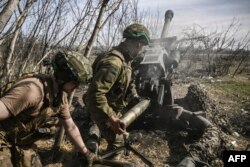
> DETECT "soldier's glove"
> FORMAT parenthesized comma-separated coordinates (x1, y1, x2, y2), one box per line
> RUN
(133, 95, 141, 103)
(80, 150, 100, 167)
(128, 95, 142, 107)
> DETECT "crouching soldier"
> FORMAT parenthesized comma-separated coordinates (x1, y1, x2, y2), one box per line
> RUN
(84, 23, 150, 156)
(0, 51, 97, 167)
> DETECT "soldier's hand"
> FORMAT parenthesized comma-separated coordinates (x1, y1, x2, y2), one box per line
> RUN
(107, 116, 125, 135)
(131, 95, 141, 104)
(127, 95, 144, 108)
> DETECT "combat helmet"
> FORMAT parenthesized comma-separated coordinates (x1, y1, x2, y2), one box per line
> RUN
(123, 23, 150, 45)
(52, 50, 91, 84)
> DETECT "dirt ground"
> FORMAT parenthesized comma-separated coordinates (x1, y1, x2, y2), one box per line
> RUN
(35, 76, 250, 167)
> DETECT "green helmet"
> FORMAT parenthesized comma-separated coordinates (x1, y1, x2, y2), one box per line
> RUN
(123, 23, 150, 45)
(52, 51, 91, 84)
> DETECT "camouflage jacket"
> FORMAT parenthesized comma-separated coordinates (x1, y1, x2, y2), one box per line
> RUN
(0, 74, 68, 146)
(85, 46, 137, 119)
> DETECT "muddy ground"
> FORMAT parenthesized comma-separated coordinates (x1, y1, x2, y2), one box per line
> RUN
(35, 76, 250, 167)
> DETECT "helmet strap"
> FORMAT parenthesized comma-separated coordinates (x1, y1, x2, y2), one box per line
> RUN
(53, 77, 67, 107)
(54, 79, 68, 107)
(53, 89, 63, 107)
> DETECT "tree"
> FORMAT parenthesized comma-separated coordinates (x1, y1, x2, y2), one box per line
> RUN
(83, 0, 109, 58)
(0, 0, 36, 82)
(0, 0, 166, 84)
(0, 0, 20, 31)
(178, 19, 250, 77)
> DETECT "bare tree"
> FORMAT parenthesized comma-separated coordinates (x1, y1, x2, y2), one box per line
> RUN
(83, 0, 110, 58)
(0, 0, 167, 84)
(34, 0, 97, 68)
(0, 0, 20, 31)
(18, 0, 52, 75)
(0, 0, 35, 82)
(96, 0, 154, 51)
(178, 19, 250, 77)
(95, 0, 127, 52)
(232, 49, 250, 77)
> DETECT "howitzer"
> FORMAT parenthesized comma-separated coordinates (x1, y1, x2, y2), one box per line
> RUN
(131, 10, 217, 167)
(133, 10, 211, 131)
(134, 10, 180, 107)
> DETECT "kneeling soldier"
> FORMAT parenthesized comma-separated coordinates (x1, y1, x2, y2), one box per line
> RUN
(0, 51, 96, 167)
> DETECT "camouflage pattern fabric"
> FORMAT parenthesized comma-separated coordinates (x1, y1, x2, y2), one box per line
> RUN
(0, 130, 13, 167)
(0, 74, 63, 166)
(89, 107, 123, 148)
(14, 146, 42, 167)
(63, 50, 92, 84)
(0, 147, 13, 167)
(0, 130, 42, 167)
(85, 49, 136, 119)
(52, 50, 92, 84)
(0, 74, 60, 146)
(85, 48, 136, 147)
(123, 23, 150, 45)
(188, 125, 221, 165)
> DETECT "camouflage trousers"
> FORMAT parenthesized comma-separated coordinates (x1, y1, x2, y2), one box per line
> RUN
(0, 131, 42, 167)
(0, 133, 13, 167)
(89, 110, 123, 149)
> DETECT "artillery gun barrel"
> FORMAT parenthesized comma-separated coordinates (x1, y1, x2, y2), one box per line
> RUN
(161, 10, 174, 38)
(121, 99, 151, 128)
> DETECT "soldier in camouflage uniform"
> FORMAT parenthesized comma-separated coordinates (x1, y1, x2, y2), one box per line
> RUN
(84, 23, 150, 152)
(0, 51, 97, 167)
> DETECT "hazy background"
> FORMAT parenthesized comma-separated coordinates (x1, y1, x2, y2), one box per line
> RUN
(138, 0, 250, 38)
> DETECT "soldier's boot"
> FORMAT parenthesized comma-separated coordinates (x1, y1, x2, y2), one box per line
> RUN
(86, 137, 99, 154)
(103, 134, 125, 161)
(86, 123, 101, 154)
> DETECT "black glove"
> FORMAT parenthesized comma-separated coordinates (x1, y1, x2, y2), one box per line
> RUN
(127, 95, 142, 107)
(133, 95, 141, 102)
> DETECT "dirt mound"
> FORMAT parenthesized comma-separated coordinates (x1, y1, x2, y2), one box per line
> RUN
(183, 84, 233, 133)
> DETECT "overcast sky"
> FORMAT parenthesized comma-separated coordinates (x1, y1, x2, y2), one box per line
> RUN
(138, 0, 250, 37)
